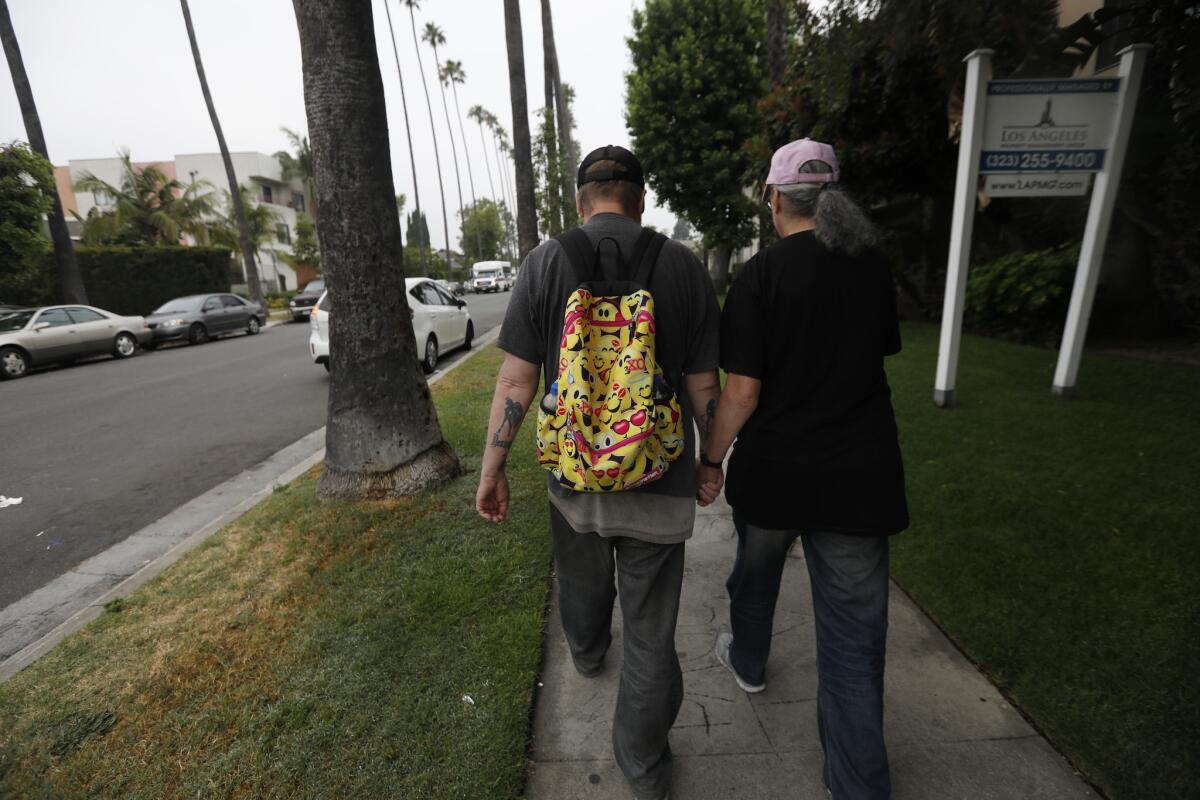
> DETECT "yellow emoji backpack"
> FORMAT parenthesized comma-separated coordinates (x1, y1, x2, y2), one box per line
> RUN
(535, 228, 685, 492)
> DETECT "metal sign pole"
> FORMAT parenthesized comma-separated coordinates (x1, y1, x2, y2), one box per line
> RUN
(934, 50, 993, 408)
(1052, 44, 1151, 397)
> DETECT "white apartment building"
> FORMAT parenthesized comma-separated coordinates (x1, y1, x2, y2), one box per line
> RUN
(55, 151, 311, 293)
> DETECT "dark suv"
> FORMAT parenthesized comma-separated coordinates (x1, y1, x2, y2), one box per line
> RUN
(289, 278, 326, 321)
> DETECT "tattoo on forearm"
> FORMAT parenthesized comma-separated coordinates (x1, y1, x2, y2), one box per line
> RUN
(699, 398, 717, 442)
(490, 396, 525, 450)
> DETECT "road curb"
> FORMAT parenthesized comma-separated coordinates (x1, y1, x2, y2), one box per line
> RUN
(0, 325, 503, 685)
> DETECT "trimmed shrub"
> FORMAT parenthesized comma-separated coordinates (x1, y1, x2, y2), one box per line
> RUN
(965, 243, 1079, 346)
(34, 246, 233, 315)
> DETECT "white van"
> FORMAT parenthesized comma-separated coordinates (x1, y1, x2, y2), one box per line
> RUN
(470, 261, 514, 293)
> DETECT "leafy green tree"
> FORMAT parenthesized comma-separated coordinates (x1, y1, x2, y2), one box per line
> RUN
(459, 199, 507, 262)
(0, 0, 85, 303)
(0, 141, 54, 303)
(626, 0, 765, 291)
(74, 151, 216, 246)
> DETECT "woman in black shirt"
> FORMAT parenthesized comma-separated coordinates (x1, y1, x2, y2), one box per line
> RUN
(698, 138, 907, 800)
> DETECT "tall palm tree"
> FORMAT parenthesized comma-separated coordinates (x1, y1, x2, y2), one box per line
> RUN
(538, 0, 561, 234)
(293, 0, 460, 500)
(404, 0, 451, 274)
(0, 0, 87, 303)
(382, 0, 428, 273)
(275, 126, 317, 217)
(443, 61, 483, 263)
(490, 120, 518, 259)
(468, 104, 498, 205)
(422, 24, 468, 263)
(502, 0, 539, 257)
(180, 0, 264, 307)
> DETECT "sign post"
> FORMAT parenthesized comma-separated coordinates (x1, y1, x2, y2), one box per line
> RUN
(934, 49, 992, 408)
(1052, 44, 1150, 397)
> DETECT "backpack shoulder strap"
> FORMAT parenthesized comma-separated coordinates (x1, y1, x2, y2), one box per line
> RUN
(555, 227, 597, 285)
(631, 230, 669, 288)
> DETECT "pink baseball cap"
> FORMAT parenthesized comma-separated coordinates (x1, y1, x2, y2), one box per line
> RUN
(763, 138, 839, 199)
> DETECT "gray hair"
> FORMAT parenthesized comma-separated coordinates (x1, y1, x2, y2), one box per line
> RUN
(774, 183, 879, 256)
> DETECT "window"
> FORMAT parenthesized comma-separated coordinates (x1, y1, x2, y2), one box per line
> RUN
(276, 223, 290, 244)
(432, 285, 457, 306)
(65, 307, 106, 323)
(293, 192, 305, 213)
(221, 295, 246, 308)
(202, 297, 222, 312)
(411, 283, 441, 307)
(0, 310, 35, 332)
(92, 189, 114, 206)
(260, 185, 273, 203)
(304, 279, 325, 293)
(35, 308, 73, 328)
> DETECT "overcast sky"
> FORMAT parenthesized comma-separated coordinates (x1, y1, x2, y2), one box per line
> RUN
(0, 0, 689, 250)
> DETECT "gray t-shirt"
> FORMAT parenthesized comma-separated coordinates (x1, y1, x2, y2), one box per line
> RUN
(497, 212, 720, 543)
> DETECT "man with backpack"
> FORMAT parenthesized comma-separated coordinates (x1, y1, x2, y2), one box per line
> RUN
(476, 145, 722, 800)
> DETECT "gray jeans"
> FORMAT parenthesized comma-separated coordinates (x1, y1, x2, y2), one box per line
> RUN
(550, 505, 685, 799)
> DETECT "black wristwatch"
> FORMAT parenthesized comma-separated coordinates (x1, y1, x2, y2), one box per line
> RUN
(699, 451, 723, 469)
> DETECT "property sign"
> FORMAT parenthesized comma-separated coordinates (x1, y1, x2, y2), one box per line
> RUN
(980, 79, 1120, 173)
(984, 172, 1091, 197)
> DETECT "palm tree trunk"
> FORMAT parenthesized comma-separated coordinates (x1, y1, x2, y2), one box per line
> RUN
(0, 0, 87, 304)
(451, 82, 483, 263)
(293, 0, 460, 499)
(538, 0, 561, 235)
(541, 0, 576, 217)
(431, 46, 467, 265)
(180, 0, 263, 306)
(476, 119, 497, 203)
(383, 0, 427, 273)
(502, 0, 539, 258)
(493, 135, 518, 259)
(407, 4, 451, 277)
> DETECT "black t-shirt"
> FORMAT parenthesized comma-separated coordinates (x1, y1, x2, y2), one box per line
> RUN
(720, 230, 909, 535)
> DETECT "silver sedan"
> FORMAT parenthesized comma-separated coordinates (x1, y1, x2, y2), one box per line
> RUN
(0, 305, 152, 380)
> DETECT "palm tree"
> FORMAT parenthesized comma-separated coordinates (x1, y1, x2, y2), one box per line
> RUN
(0, 0, 87, 303)
(73, 151, 216, 245)
(180, 0, 264, 307)
(423, 24, 468, 264)
(492, 124, 520, 258)
(293, 0, 460, 500)
(274, 126, 316, 218)
(468, 104, 498, 205)
(539, 0, 576, 228)
(443, 60, 483, 263)
(381, 0, 427, 273)
(206, 186, 282, 278)
(404, 0, 452, 275)
(502, 0, 539, 258)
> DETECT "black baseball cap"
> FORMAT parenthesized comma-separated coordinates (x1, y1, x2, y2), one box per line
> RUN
(577, 145, 645, 189)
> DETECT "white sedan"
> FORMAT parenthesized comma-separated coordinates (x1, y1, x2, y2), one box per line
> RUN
(309, 278, 474, 374)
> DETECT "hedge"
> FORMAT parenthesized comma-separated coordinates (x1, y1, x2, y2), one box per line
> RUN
(31, 246, 234, 315)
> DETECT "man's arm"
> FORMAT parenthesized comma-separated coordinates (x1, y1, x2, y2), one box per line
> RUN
(477, 353, 542, 523)
(705, 373, 761, 462)
(685, 370, 722, 506)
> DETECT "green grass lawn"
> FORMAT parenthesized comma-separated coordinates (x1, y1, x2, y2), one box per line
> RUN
(887, 323, 1200, 800)
(0, 345, 552, 799)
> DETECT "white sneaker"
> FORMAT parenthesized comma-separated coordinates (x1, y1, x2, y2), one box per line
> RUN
(715, 632, 765, 693)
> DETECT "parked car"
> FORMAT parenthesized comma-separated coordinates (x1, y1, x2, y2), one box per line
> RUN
(289, 278, 326, 321)
(309, 278, 473, 374)
(437, 279, 466, 297)
(0, 304, 152, 380)
(143, 293, 265, 347)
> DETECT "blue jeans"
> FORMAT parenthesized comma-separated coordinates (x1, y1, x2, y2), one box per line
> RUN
(727, 510, 891, 800)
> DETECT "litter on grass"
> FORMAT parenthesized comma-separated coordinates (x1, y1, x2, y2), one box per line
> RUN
(0, 496, 24, 509)
(461, 694, 475, 705)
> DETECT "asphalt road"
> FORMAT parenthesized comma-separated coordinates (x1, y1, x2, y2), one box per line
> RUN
(0, 291, 511, 610)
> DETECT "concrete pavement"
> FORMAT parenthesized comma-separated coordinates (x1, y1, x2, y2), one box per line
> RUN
(524, 492, 1096, 799)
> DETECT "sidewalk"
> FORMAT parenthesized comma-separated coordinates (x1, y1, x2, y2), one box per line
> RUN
(524, 492, 1097, 799)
